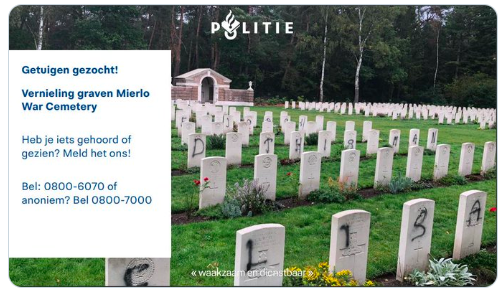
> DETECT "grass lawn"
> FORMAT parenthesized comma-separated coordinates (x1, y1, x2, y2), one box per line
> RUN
(171, 106, 496, 213)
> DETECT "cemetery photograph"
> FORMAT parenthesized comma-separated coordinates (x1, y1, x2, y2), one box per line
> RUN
(9, 5, 497, 287)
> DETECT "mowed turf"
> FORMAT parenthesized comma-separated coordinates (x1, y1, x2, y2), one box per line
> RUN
(172, 180, 496, 286)
(171, 106, 496, 213)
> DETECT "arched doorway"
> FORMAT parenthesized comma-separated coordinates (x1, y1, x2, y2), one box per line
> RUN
(201, 77, 215, 103)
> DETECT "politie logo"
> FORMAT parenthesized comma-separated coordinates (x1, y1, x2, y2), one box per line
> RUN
(212, 10, 293, 40)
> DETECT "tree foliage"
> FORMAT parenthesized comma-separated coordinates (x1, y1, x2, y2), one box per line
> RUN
(9, 5, 496, 107)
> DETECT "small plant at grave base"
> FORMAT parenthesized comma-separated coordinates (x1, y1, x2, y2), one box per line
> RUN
(407, 258, 475, 287)
(305, 133, 318, 146)
(334, 177, 362, 201)
(482, 167, 496, 179)
(189, 115, 196, 123)
(424, 149, 436, 156)
(306, 177, 344, 204)
(183, 177, 210, 218)
(275, 125, 282, 136)
(221, 179, 274, 218)
(387, 173, 414, 194)
(437, 174, 468, 186)
(232, 124, 238, 132)
(411, 180, 434, 191)
(283, 262, 375, 287)
(207, 134, 226, 150)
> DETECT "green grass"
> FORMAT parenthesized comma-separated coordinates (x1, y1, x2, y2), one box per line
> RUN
(9, 258, 104, 286)
(171, 106, 496, 213)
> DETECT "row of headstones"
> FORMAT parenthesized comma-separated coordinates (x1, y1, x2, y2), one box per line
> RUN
(105, 189, 488, 286)
(197, 140, 495, 209)
(183, 110, 436, 168)
(289, 101, 495, 127)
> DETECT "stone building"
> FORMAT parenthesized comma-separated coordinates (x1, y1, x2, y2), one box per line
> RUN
(172, 68, 254, 105)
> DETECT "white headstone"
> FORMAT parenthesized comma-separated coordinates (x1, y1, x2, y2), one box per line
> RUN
(298, 115, 308, 132)
(259, 132, 275, 155)
(481, 141, 496, 174)
(289, 131, 304, 160)
(433, 144, 450, 180)
(329, 210, 371, 284)
(234, 224, 285, 286)
(366, 130, 380, 156)
(187, 133, 206, 168)
(345, 121, 355, 131)
(374, 147, 394, 188)
(298, 152, 321, 199)
(201, 115, 212, 135)
(458, 142, 475, 176)
(199, 157, 227, 208)
(223, 115, 234, 133)
(315, 115, 324, 131)
(211, 122, 224, 136)
(318, 130, 332, 158)
(339, 149, 360, 188)
(327, 121, 337, 142)
(396, 199, 435, 281)
(106, 258, 170, 286)
(409, 129, 420, 147)
(254, 154, 278, 201)
(389, 129, 401, 153)
(343, 130, 357, 150)
(226, 132, 242, 165)
(306, 121, 317, 136)
(283, 121, 296, 145)
(362, 121, 372, 142)
(426, 128, 438, 151)
(181, 122, 196, 145)
(214, 111, 224, 123)
(406, 146, 424, 182)
(453, 190, 487, 260)
(237, 121, 250, 146)
(262, 121, 274, 133)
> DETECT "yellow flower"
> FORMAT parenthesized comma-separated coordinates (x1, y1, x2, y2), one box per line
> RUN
(335, 269, 352, 277)
(348, 279, 358, 286)
(318, 262, 329, 269)
(364, 280, 375, 287)
(303, 266, 320, 281)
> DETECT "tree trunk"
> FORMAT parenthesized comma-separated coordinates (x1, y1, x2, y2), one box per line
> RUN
(174, 6, 184, 77)
(433, 24, 440, 88)
(195, 6, 202, 68)
(212, 7, 220, 70)
(319, 8, 328, 102)
(148, 18, 157, 50)
(37, 6, 44, 50)
(354, 55, 362, 103)
(455, 34, 461, 79)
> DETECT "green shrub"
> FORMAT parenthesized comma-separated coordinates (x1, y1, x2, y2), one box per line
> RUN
(483, 167, 496, 179)
(196, 204, 224, 219)
(221, 179, 274, 218)
(387, 174, 413, 194)
(208, 134, 226, 150)
(411, 180, 434, 191)
(437, 174, 468, 186)
(172, 144, 188, 151)
(408, 258, 475, 287)
(306, 189, 345, 204)
(305, 133, 318, 146)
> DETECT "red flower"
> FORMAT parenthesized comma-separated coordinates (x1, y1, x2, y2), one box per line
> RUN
(193, 180, 201, 186)
(287, 172, 292, 176)
(489, 207, 496, 212)
(204, 177, 209, 182)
